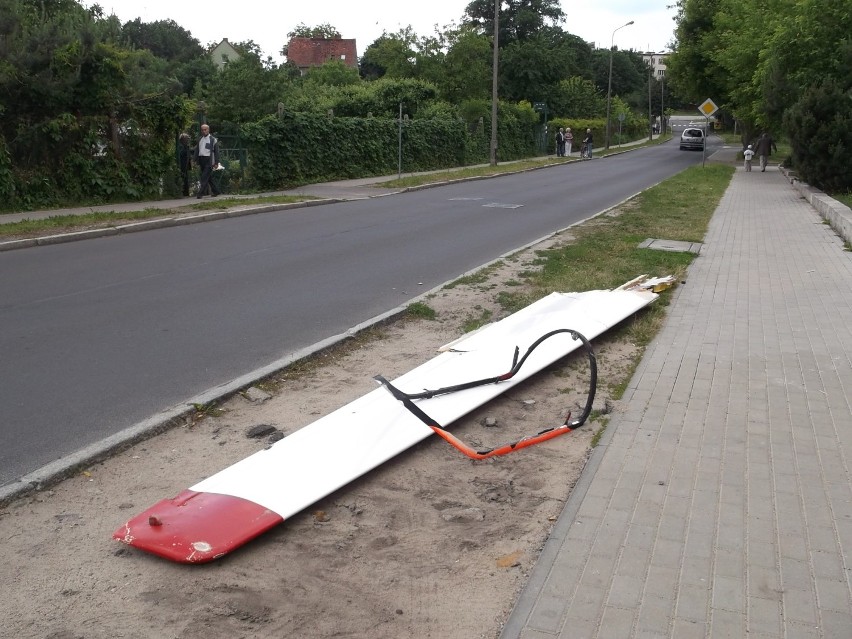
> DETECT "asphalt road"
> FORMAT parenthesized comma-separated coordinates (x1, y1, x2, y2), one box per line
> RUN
(0, 138, 713, 490)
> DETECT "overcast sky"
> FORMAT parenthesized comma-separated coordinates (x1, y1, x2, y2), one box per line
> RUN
(91, 1, 677, 61)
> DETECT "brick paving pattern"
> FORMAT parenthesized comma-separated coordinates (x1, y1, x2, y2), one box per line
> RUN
(502, 167, 852, 638)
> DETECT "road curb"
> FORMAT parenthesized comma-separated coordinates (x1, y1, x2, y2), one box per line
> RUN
(781, 167, 852, 246)
(0, 303, 409, 508)
(0, 199, 343, 252)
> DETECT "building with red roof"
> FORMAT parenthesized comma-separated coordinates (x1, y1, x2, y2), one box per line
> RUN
(284, 37, 358, 75)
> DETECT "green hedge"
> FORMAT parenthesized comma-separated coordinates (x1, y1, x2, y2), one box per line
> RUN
(1, 95, 193, 211)
(1, 108, 540, 210)
(241, 112, 538, 190)
(0, 136, 13, 203)
(546, 117, 647, 153)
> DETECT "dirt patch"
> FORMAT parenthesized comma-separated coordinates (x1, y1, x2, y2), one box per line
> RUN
(0, 233, 641, 639)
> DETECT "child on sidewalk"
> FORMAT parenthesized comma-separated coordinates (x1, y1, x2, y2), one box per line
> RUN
(743, 144, 755, 172)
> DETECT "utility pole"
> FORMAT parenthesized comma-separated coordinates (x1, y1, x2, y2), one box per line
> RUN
(398, 102, 403, 179)
(490, 0, 499, 166)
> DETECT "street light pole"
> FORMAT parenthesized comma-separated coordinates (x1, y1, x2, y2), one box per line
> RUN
(605, 20, 634, 150)
(648, 64, 653, 142)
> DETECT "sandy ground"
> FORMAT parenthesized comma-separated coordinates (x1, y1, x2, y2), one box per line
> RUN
(0, 233, 643, 639)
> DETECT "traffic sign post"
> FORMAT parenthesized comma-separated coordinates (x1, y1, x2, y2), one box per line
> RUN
(698, 99, 718, 166)
(698, 98, 719, 118)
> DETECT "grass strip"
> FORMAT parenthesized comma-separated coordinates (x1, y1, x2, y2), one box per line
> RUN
(379, 135, 673, 190)
(0, 195, 315, 238)
(495, 163, 735, 397)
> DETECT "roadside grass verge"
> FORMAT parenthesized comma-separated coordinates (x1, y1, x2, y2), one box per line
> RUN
(499, 162, 735, 387)
(0, 194, 315, 238)
(833, 193, 852, 208)
(379, 134, 673, 190)
(505, 163, 732, 300)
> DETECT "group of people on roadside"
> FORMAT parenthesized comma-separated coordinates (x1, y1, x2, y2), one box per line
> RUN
(556, 127, 594, 159)
(742, 132, 777, 172)
(176, 123, 222, 199)
(555, 127, 574, 157)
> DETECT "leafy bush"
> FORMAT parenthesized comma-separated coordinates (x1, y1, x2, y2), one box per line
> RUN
(0, 135, 13, 203)
(784, 77, 852, 192)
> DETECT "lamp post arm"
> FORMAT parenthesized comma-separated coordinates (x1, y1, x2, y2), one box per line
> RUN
(604, 20, 633, 151)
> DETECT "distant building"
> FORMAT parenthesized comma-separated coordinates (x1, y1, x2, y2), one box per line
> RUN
(284, 37, 358, 75)
(642, 52, 669, 78)
(210, 38, 242, 70)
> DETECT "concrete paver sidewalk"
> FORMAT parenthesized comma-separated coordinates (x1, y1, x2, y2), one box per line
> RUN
(502, 167, 852, 638)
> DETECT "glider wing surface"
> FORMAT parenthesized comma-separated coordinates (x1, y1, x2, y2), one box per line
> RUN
(114, 283, 659, 563)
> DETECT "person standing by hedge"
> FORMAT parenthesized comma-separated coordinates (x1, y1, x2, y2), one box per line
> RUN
(194, 123, 220, 198)
(556, 128, 565, 156)
(582, 128, 593, 159)
(565, 127, 574, 157)
(177, 133, 191, 197)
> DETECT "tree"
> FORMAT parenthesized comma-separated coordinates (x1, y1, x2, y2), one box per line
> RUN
(119, 18, 214, 95)
(287, 23, 341, 39)
(410, 29, 447, 88)
(0, 0, 195, 205)
(0, 0, 123, 157)
(549, 77, 604, 118)
(434, 26, 492, 102)
(206, 54, 290, 123)
(359, 29, 417, 79)
(784, 75, 852, 192)
(588, 48, 643, 97)
(305, 59, 360, 87)
(463, 0, 565, 46)
(762, 0, 852, 131)
(498, 27, 595, 109)
(665, 0, 727, 106)
(121, 18, 203, 63)
(667, 0, 852, 190)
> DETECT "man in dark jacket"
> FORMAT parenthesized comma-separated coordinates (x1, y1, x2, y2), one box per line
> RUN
(177, 133, 191, 197)
(194, 123, 220, 198)
(754, 132, 777, 172)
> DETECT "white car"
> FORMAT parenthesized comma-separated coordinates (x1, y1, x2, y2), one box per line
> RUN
(680, 127, 705, 151)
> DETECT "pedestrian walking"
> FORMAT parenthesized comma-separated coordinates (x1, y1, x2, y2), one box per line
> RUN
(754, 132, 777, 172)
(194, 123, 221, 198)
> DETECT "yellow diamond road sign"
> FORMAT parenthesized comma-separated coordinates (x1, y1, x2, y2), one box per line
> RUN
(699, 99, 719, 117)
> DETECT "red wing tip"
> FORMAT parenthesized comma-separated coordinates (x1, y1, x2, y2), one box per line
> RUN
(112, 489, 282, 564)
